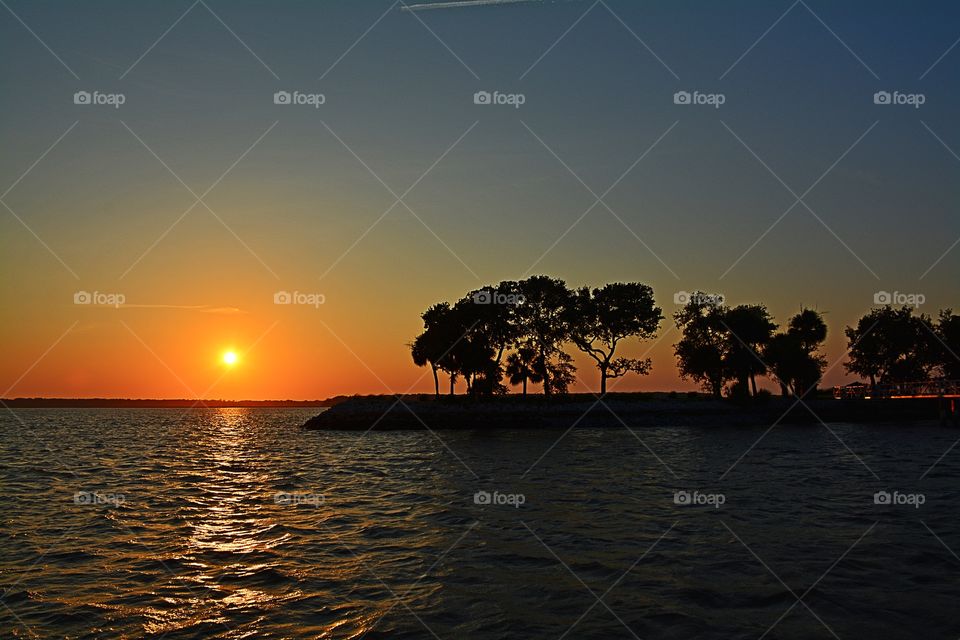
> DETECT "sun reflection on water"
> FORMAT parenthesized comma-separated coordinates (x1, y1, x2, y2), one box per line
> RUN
(165, 408, 292, 634)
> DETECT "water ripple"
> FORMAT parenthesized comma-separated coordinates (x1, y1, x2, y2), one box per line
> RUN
(0, 408, 957, 638)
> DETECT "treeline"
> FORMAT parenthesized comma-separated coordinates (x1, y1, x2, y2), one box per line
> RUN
(844, 306, 959, 385)
(409, 277, 959, 398)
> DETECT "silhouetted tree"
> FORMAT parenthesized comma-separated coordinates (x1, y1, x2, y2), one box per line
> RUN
(723, 304, 776, 397)
(674, 294, 731, 398)
(459, 280, 524, 364)
(411, 333, 440, 398)
(451, 331, 496, 394)
(764, 308, 828, 396)
(411, 302, 495, 395)
(569, 283, 662, 394)
(505, 347, 542, 396)
(515, 276, 575, 396)
(539, 351, 576, 395)
(411, 303, 460, 396)
(451, 281, 526, 396)
(936, 310, 960, 379)
(844, 306, 937, 385)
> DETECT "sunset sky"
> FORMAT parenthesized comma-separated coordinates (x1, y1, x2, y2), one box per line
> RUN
(1, 0, 958, 399)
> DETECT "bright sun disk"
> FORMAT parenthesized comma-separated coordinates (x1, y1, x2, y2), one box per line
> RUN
(223, 351, 238, 365)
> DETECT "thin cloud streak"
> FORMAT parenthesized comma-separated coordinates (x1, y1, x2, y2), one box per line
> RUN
(401, 0, 544, 12)
(119, 304, 246, 315)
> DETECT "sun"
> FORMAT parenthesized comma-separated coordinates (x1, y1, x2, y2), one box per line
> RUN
(222, 350, 238, 366)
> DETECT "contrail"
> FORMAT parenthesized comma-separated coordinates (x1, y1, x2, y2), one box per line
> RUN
(401, 0, 543, 12)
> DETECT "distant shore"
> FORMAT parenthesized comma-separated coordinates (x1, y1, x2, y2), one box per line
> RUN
(1, 397, 348, 409)
(302, 393, 946, 431)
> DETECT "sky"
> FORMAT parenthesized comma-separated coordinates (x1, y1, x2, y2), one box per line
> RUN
(1, 0, 958, 399)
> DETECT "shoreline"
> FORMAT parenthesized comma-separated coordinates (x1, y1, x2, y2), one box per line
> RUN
(302, 394, 947, 431)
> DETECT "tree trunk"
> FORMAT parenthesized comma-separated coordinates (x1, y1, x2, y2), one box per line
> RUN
(522, 378, 527, 396)
(431, 365, 439, 398)
(449, 375, 455, 395)
(600, 364, 608, 396)
(750, 374, 758, 397)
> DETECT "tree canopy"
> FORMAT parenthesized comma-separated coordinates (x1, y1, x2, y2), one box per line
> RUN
(411, 281, 957, 399)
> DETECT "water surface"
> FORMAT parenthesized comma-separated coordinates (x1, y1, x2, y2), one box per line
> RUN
(1, 408, 957, 638)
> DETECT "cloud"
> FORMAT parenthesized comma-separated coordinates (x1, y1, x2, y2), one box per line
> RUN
(401, 0, 543, 12)
(121, 304, 246, 315)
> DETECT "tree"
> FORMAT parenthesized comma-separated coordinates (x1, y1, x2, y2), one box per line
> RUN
(505, 347, 542, 396)
(411, 333, 441, 398)
(844, 306, 936, 385)
(515, 276, 575, 396)
(449, 329, 496, 394)
(789, 308, 828, 351)
(459, 280, 523, 365)
(936, 310, 960, 379)
(722, 304, 776, 397)
(410, 302, 496, 395)
(569, 283, 663, 394)
(539, 351, 576, 395)
(410, 303, 459, 396)
(764, 333, 802, 396)
(452, 281, 525, 396)
(674, 294, 731, 398)
(764, 309, 828, 397)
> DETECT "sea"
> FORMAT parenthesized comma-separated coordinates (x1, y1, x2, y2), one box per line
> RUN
(1, 408, 957, 639)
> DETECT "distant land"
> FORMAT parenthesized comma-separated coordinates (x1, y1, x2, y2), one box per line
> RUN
(1, 397, 349, 408)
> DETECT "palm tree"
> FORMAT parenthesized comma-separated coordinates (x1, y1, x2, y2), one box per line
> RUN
(411, 333, 440, 398)
(505, 347, 542, 396)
